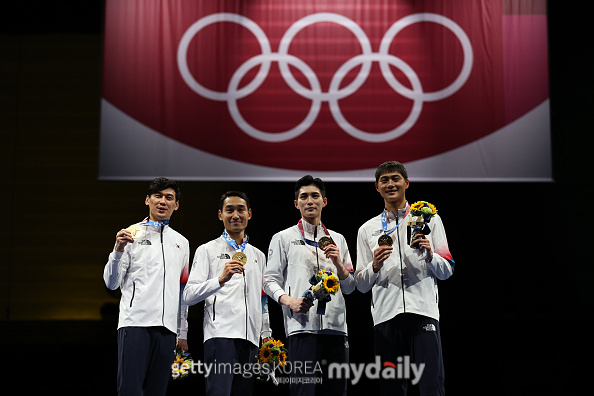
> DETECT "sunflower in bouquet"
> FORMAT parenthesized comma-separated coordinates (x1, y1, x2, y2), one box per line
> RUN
(317, 270, 340, 295)
(409, 201, 438, 248)
(257, 339, 287, 385)
(410, 201, 438, 219)
(259, 339, 288, 367)
(172, 348, 193, 380)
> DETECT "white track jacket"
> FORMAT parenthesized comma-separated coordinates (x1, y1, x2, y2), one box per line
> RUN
(183, 235, 271, 347)
(264, 221, 355, 337)
(103, 221, 190, 338)
(356, 206, 454, 325)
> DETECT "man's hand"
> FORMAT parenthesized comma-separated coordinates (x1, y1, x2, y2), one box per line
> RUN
(279, 295, 313, 313)
(323, 244, 349, 280)
(176, 338, 188, 352)
(218, 260, 244, 286)
(412, 233, 433, 261)
(114, 229, 134, 252)
(372, 246, 393, 273)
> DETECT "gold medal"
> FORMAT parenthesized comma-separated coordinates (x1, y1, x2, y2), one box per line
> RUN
(232, 252, 247, 264)
(378, 234, 393, 246)
(126, 224, 144, 239)
(317, 236, 334, 250)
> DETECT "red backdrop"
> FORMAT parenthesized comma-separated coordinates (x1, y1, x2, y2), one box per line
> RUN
(99, 0, 550, 181)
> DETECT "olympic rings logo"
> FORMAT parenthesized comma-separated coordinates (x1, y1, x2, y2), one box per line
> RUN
(177, 12, 473, 143)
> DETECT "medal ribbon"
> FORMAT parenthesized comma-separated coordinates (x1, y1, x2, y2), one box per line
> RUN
(142, 219, 169, 227)
(380, 204, 411, 235)
(297, 219, 330, 247)
(222, 230, 248, 252)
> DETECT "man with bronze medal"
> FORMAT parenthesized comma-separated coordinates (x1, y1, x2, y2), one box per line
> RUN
(183, 191, 271, 396)
(355, 161, 455, 396)
(103, 177, 190, 396)
(263, 175, 355, 396)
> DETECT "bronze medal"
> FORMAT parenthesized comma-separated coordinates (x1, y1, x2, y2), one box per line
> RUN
(126, 224, 143, 239)
(232, 252, 247, 264)
(317, 236, 334, 250)
(378, 234, 393, 246)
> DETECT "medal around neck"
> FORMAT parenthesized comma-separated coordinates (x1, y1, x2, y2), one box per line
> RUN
(378, 234, 393, 246)
(126, 224, 144, 239)
(317, 236, 334, 250)
(232, 252, 247, 264)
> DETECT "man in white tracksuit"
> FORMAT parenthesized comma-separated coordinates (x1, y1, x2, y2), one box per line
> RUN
(183, 191, 271, 396)
(104, 177, 190, 396)
(356, 161, 455, 396)
(264, 175, 355, 396)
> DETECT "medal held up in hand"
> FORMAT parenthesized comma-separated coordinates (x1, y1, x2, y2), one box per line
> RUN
(377, 234, 393, 246)
(126, 224, 144, 239)
(232, 252, 247, 264)
(317, 236, 334, 250)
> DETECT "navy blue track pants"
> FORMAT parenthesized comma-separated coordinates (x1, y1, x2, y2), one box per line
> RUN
(374, 313, 445, 396)
(117, 326, 176, 396)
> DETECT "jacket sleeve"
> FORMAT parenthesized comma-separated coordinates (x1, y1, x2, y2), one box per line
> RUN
(355, 225, 378, 293)
(183, 244, 222, 306)
(260, 251, 273, 340)
(338, 235, 355, 295)
(263, 232, 288, 303)
(261, 293, 273, 340)
(103, 249, 130, 290)
(178, 242, 190, 339)
(426, 215, 455, 280)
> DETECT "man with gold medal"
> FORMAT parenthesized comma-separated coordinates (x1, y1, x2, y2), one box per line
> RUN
(183, 191, 271, 396)
(103, 177, 190, 396)
(264, 175, 355, 396)
(355, 162, 455, 396)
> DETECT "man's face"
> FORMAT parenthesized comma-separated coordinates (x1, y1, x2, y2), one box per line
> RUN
(145, 188, 179, 221)
(218, 196, 252, 235)
(294, 184, 327, 223)
(375, 171, 409, 207)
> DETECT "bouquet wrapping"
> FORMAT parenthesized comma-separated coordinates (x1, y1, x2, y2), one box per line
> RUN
(408, 201, 438, 248)
(302, 270, 340, 314)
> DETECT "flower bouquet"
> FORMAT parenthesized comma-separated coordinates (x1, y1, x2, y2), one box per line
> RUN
(172, 348, 193, 380)
(257, 339, 288, 385)
(302, 270, 340, 314)
(408, 201, 438, 248)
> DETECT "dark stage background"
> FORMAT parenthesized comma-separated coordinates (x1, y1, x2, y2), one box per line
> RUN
(1, 1, 592, 394)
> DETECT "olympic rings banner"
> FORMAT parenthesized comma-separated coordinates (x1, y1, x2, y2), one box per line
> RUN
(99, 0, 551, 181)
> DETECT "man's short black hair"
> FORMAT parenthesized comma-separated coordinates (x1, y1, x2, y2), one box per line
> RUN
(294, 175, 326, 199)
(375, 161, 408, 182)
(147, 177, 181, 201)
(219, 191, 251, 211)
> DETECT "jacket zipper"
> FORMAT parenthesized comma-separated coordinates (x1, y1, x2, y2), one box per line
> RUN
(397, 221, 406, 313)
(288, 286, 292, 317)
(213, 296, 217, 321)
(130, 281, 136, 307)
(243, 272, 248, 340)
(160, 226, 166, 326)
